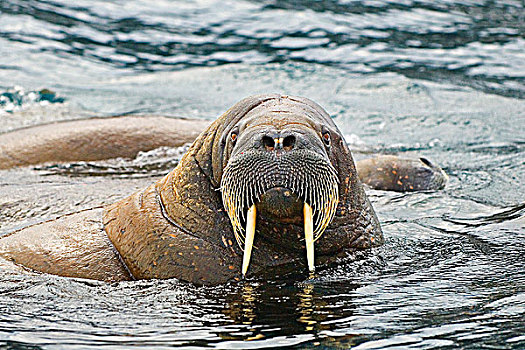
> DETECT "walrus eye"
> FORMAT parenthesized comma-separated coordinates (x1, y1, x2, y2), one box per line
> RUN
(322, 131, 331, 146)
(230, 131, 238, 143)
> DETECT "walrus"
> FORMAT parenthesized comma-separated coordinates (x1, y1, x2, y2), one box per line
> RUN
(0, 94, 387, 285)
(356, 155, 447, 192)
(0, 115, 209, 169)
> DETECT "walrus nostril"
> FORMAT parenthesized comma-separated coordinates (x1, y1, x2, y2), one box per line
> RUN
(262, 136, 275, 151)
(261, 135, 296, 151)
(283, 135, 295, 151)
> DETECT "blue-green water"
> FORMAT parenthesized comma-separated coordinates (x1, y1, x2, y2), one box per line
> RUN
(0, 1, 524, 349)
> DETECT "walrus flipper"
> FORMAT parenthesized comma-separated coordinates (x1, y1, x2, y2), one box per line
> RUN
(0, 208, 132, 282)
(103, 179, 243, 285)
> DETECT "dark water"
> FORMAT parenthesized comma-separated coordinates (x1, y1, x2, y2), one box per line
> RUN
(1, 1, 524, 349)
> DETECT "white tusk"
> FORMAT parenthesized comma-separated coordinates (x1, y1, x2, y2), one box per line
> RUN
(242, 204, 257, 276)
(304, 203, 315, 272)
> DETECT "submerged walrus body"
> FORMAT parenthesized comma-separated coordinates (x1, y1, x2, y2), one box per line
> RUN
(356, 155, 447, 192)
(0, 95, 444, 285)
(0, 115, 209, 169)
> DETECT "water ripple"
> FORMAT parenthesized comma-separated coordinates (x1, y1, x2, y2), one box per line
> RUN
(0, 0, 523, 97)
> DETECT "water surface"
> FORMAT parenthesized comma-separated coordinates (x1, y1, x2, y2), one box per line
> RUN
(0, 1, 524, 349)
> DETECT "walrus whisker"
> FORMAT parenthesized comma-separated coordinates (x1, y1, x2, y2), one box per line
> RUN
(221, 148, 339, 274)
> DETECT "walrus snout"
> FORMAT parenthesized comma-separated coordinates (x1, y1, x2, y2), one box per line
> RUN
(221, 135, 339, 276)
(256, 187, 303, 223)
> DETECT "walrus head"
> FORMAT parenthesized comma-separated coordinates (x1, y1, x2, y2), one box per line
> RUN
(219, 98, 341, 275)
(186, 93, 380, 281)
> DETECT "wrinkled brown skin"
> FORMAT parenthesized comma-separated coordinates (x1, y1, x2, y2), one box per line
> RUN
(356, 155, 448, 192)
(0, 115, 210, 169)
(0, 209, 131, 281)
(0, 95, 384, 285)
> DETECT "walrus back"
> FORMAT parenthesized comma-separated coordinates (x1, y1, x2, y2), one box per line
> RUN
(0, 116, 210, 169)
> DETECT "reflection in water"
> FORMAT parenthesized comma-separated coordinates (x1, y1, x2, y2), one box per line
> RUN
(220, 278, 363, 344)
(296, 282, 316, 332)
(224, 283, 259, 327)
